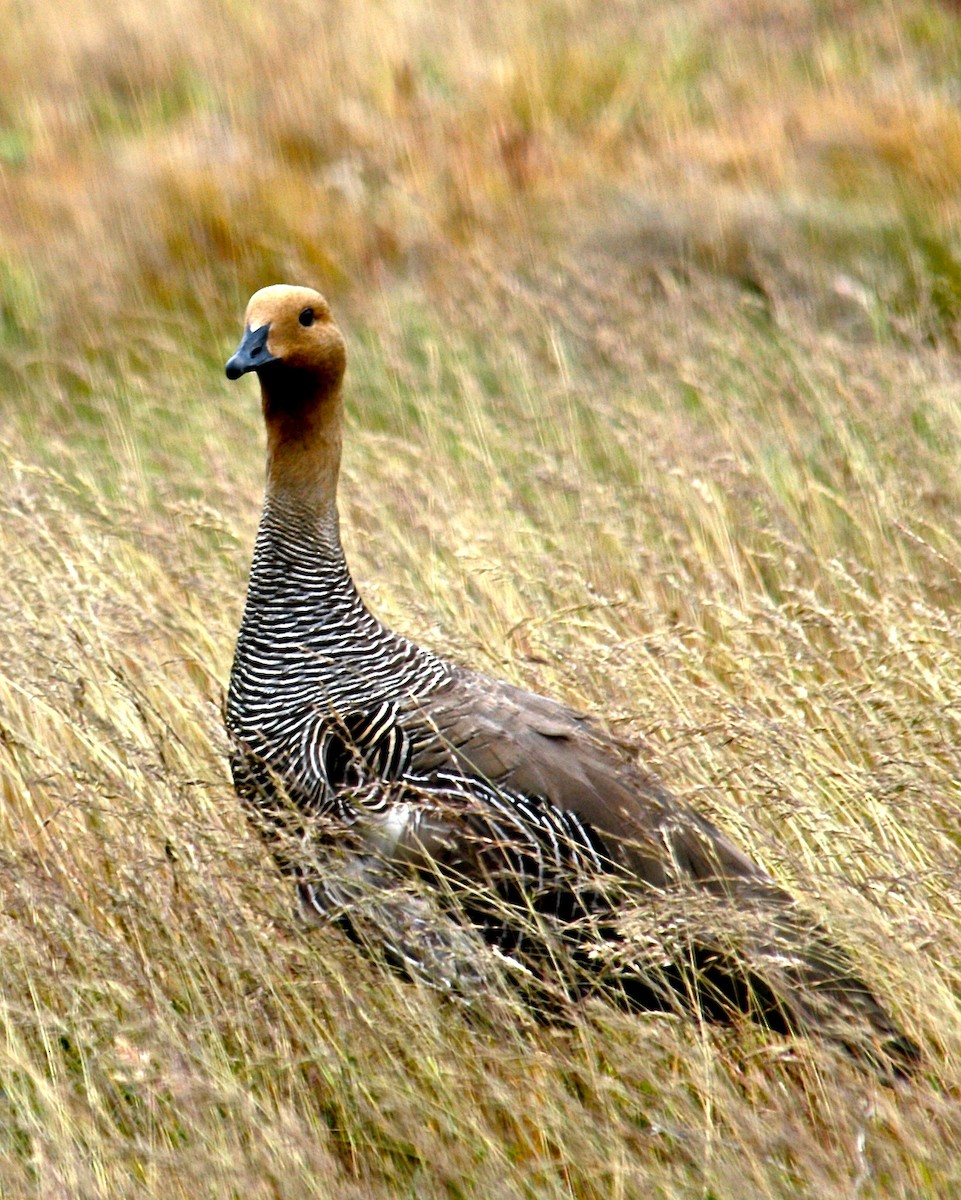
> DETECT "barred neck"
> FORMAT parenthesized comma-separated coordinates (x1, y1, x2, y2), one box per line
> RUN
(227, 493, 449, 734)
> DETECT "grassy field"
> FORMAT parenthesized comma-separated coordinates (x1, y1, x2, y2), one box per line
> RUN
(2, 0, 961, 1195)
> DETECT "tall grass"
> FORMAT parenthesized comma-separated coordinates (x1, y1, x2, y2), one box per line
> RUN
(2, 0, 961, 1195)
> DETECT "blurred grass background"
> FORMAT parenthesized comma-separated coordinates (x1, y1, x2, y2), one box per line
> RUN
(2, 0, 961, 1195)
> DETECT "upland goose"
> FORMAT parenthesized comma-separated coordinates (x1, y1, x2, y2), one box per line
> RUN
(224, 284, 918, 1076)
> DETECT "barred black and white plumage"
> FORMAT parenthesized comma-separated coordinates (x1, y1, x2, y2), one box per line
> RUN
(222, 284, 919, 1078)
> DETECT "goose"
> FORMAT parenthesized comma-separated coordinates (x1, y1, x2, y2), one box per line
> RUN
(223, 284, 918, 1076)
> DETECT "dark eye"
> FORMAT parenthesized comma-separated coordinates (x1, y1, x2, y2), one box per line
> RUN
(299, 308, 315, 327)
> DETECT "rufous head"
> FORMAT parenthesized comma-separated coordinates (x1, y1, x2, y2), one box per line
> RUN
(225, 284, 346, 392)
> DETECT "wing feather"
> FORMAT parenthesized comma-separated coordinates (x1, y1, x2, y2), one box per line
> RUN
(401, 668, 781, 900)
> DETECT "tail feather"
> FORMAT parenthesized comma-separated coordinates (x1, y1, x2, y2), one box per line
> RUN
(586, 895, 920, 1079)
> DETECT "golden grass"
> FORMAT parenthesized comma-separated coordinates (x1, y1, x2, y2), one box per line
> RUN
(2, 0, 961, 1195)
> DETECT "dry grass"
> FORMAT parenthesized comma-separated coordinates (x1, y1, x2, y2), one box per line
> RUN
(2, 0, 961, 1195)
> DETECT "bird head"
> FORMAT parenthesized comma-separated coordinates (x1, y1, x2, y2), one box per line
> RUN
(225, 284, 347, 393)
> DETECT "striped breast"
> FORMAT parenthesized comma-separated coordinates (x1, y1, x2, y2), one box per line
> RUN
(227, 495, 450, 810)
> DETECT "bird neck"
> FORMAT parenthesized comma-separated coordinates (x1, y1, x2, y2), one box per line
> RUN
(232, 369, 452, 720)
(261, 370, 344, 527)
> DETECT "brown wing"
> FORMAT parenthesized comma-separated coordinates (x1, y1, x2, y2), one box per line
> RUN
(401, 667, 786, 903)
(396, 669, 919, 1074)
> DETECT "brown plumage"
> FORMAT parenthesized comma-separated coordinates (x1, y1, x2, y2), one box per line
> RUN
(224, 284, 919, 1077)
